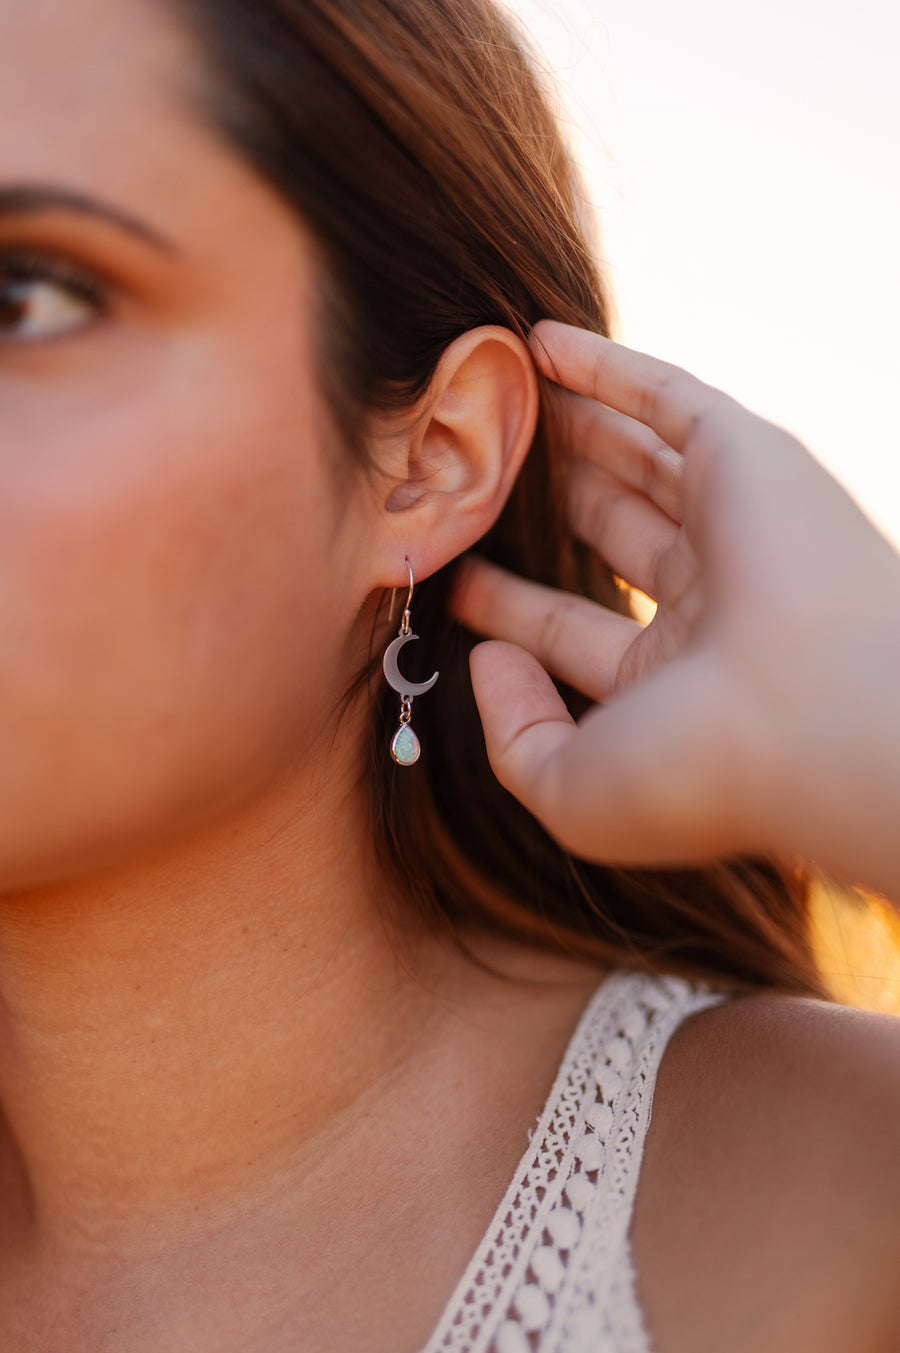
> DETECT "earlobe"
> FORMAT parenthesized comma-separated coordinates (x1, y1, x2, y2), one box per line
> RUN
(373, 325, 539, 585)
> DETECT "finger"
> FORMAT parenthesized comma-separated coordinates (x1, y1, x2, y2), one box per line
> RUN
(472, 642, 754, 867)
(468, 641, 581, 816)
(566, 392, 684, 524)
(451, 558, 641, 701)
(566, 460, 680, 601)
(531, 320, 738, 455)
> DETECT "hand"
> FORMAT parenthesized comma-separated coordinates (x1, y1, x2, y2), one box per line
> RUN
(451, 321, 900, 900)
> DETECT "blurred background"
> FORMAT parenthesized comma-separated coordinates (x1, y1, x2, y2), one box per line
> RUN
(505, 0, 900, 548)
(504, 0, 900, 1010)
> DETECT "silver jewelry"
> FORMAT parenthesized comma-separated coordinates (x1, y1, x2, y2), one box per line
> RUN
(382, 559, 438, 766)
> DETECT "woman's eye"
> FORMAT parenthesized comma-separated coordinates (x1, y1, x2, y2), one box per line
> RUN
(0, 258, 103, 344)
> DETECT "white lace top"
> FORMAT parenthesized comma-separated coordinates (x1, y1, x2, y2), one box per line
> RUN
(421, 969, 726, 1353)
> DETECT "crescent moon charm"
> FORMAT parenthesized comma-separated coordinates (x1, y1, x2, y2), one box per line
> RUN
(382, 632, 439, 698)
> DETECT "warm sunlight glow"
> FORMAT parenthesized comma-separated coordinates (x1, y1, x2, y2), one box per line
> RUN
(504, 0, 900, 546)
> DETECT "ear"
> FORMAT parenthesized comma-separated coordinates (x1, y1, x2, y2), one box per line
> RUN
(368, 326, 539, 588)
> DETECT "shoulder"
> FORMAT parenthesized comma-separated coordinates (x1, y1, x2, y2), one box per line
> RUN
(667, 987, 900, 1127)
(630, 990, 900, 1353)
(668, 990, 900, 1165)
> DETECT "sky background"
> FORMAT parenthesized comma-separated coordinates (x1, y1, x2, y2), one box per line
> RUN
(504, 0, 900, 545)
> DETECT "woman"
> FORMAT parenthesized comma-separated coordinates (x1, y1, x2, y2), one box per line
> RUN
(1, 0, 898, 1349)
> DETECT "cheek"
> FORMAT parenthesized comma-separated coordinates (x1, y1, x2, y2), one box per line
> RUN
(0, 330, 361, 885)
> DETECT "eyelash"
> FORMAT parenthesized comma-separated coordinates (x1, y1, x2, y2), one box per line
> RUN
(0, 247, 108, 317)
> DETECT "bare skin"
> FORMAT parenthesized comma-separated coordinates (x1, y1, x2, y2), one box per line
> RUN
(2, 1, 900, 1351)
(632, 994, 900, 1353)
(0, 1, 600, 1349)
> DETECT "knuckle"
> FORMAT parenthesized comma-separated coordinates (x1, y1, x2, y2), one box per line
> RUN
(534, 596, 577, 665)
(647, 537, 671, 598)
(569, 476, 613, 546)
(683, 390, 737, 448)
(684, 409, 709, 445)
(641, 435, 674, 497)
(636, 367, 683, 427)
(588, 344, 616, 395)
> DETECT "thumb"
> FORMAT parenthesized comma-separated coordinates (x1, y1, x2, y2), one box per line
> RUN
(470, 641, 762, 866)
(469, 639, 577, 789)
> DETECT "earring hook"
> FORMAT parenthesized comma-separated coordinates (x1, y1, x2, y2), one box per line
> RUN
(389, 557, 416, 631)
(400, 557, 414, 635)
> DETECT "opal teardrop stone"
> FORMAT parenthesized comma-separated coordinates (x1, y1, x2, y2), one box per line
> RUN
(390, 724, 421, 766)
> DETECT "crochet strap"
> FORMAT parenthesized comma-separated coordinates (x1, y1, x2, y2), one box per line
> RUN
(422, 970, 725, 1353)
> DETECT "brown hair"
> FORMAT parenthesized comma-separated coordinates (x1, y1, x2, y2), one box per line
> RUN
(176, 0, 826, 996)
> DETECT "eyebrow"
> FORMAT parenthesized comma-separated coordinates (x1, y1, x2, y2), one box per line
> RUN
(0, 185, 175, 252)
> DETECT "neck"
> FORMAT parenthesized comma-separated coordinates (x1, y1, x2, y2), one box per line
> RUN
(0, 764, 451, 1257)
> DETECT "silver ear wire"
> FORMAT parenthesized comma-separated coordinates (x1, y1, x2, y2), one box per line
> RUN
(382, 557, 438, 765)
(387, 557, 414, 629)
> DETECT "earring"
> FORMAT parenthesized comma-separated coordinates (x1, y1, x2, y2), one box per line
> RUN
(382, 559, 439, 766)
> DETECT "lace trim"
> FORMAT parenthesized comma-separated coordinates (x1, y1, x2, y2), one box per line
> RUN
(420, 970, 725, 1353)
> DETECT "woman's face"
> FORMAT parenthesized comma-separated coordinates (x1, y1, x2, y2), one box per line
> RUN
(0, 0, 379, 887)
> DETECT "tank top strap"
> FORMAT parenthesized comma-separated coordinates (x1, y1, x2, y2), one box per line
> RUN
(423, 969, 727, 1353)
